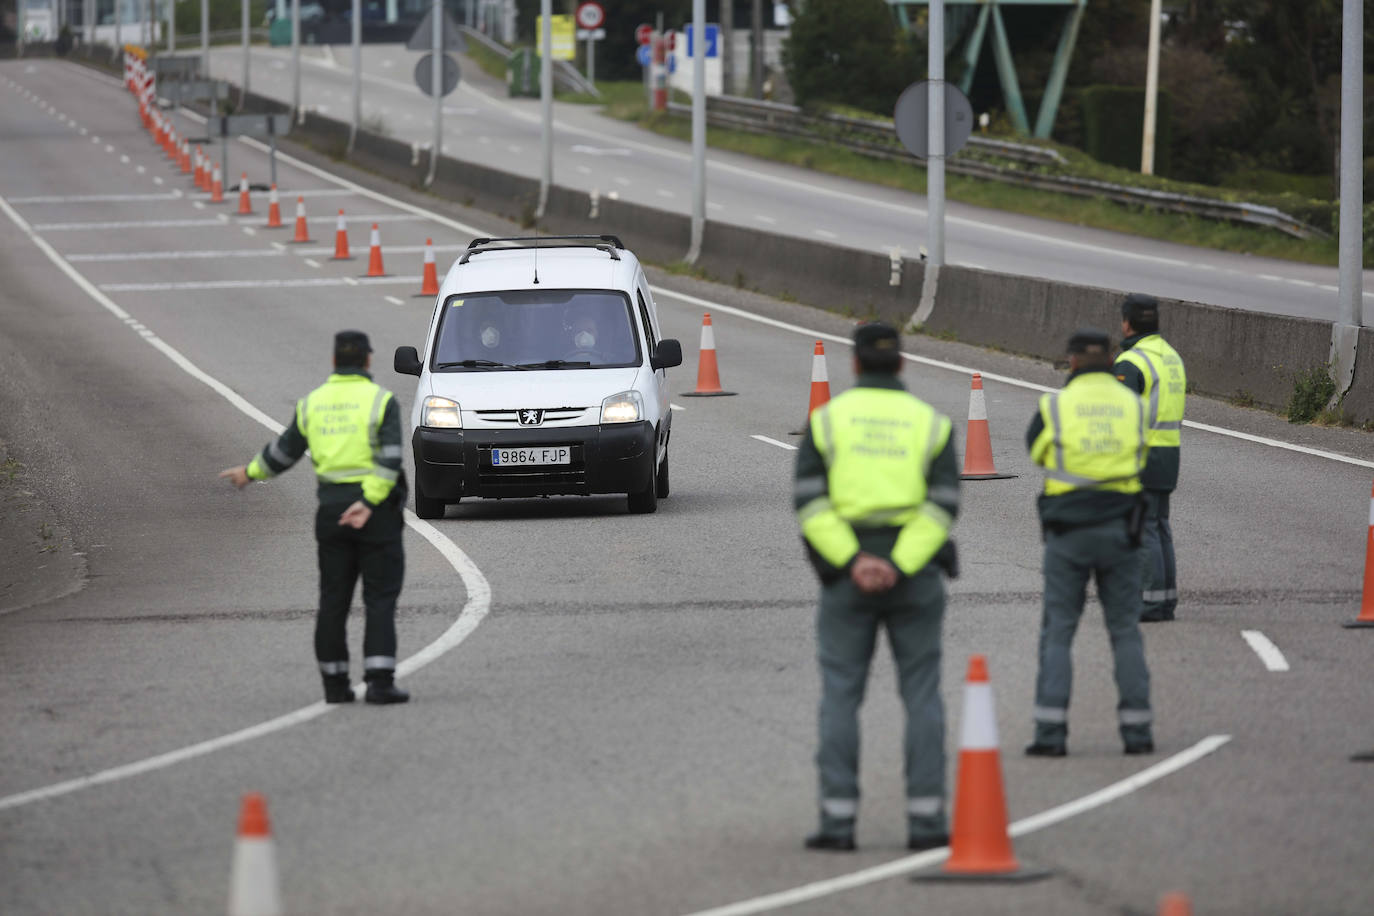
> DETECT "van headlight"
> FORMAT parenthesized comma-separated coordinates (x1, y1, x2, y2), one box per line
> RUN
(421, 396, 462, 428)
(600, 390, 643, 424)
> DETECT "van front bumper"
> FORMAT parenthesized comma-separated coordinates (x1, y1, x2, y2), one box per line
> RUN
(414, 422, 655, 500)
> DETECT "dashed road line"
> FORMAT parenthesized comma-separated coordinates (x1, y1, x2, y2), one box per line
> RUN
(670, 403, 685, 412)
(8, 192, 183, 203)
(751, 434, 798, 451)
(385, 295, 405, 305)
(303, 258, 322, 268)
(656, 188, 676, 199)
(754, 214, 777, 224)
(242, 226, 257, 236)
(32, 218, 227, 231)
(68, 249, 285, 262)
(813, 229, 837, 239)
(99, 275, 424, 291)
(1240, 630, 1290, 672)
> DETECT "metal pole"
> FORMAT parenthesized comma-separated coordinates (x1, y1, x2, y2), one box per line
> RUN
(927, 0, 945, 267)
(349, 0, 360, 152)
(113, 0, 122, 60)
(687, 0, 706, 262)
(425, 0, 441, 186)
(1339, 0, 1365, 329)
(291, 0, 301, 123)
(750, 0, 762, 98)
(586, 37, 593, 88)
(536, 0, 552, 219)
(720, 0, 732, 96)
(17, 0, 24, 56)
(168, 0, 175, 52)
(199, 0, 208, 75)
(241, 0, 249, 104)
(1141, 0, 1161, 175)
(85, 0, 94, 46)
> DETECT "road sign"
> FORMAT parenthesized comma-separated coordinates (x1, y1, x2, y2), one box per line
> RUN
(536, 15, 576, 61)
(575, 2, 605, 31)
(157, 79, 229, 103)
(215, 113, 292, 139)
(635, 23, 652, 45)
(636, 44, 651, 67)
(685, 23, 718, 58)
(149, 55, 199, 77)
(414, 53, 461, 98)
(576, 28, 606, 41)
(406, 8, 467, 52)
(893, 80, 974, 159)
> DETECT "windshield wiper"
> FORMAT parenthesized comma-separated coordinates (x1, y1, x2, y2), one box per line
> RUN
(517, 359, 593, 369)
(435, 359, 530, 370)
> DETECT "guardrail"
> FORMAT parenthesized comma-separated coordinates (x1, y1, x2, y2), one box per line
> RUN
(667, 95, 1326, 241)
(458, 25, 599, 98)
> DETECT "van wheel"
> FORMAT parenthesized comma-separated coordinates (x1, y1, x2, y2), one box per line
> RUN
(655, 450, 670, 499)
(414, 490, 446, 520)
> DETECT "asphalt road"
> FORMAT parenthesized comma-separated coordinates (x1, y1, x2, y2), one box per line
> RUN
(2, 58, 1374, 916)
(201, 41, 1374, 323)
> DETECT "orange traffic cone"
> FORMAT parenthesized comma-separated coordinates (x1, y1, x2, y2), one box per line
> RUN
(960, 373, 1016, 480)
(194, 146, 207, 189)
(419, 238, 439, 295)
(915, 655, 1049, 883)
(265, 184, 282, 228)
(681, 313, 736, 397)
(790, 340, 831, 435)
(227, 793, 283, 916)
(331, 210, 351, 260)
(1344, 479, 1374, 628)
(291, 196, 311, 243)
(1158, 892, 1192, 916)
(365, 223, 385, 276)
(210, 163, 224, 203)
(179, 139, 191, 173)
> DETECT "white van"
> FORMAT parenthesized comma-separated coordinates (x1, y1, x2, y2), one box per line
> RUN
(394, 236, 683, 518)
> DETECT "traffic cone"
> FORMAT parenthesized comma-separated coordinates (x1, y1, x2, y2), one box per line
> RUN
(915, 655, 1049, 883)
(179, 139, 191, 173)
(291, 196, 310, 243)
(237, 173, 252, 215)
(227, 793, 283, 916)
(364, 223, 385, 276)
(681, 313, 736, 397)
(194, 146, 206, 189)
(210, 163, 224, 203)
(332, 210, 351, 260)
(1158, 892, 1192, 916)
(1343, 479, 1374, 628)
(960, 373, 1016, 481)
(265, 184, 282, 228)
(419, 237, 439, 295)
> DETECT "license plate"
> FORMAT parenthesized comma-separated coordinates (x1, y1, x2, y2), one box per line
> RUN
(490, 446, 571, 466)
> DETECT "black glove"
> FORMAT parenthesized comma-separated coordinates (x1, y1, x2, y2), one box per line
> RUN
(935, 540, 959, 579)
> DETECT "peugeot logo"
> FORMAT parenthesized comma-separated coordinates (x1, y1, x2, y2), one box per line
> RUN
(518, 409, 544, 426)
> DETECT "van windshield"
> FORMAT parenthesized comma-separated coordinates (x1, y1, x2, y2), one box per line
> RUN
(431, 289, 641, 371)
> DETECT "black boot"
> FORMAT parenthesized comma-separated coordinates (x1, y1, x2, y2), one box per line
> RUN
(364, 669, 410, 705)
(322, 674, 355, 704)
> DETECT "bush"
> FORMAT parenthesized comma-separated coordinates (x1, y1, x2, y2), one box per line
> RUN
(783, 0, 919, 115)
(1080, 85, 1171, 175)
(1287, 365, 1336, 424)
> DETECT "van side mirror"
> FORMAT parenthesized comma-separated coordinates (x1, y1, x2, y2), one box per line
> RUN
(394, 346, 422, 376)
(651, 338, 683, 370)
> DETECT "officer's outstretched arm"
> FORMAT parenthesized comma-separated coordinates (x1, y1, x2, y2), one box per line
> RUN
(246, 407, 309, 481)
(891, 427, 960, 576)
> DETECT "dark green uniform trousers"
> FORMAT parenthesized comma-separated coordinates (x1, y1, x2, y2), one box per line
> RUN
(314, 500, 404, 674)
(816, 569, 946, 841)
(1140, 489, 1178, 620)
(1034, 520, 1153, 747)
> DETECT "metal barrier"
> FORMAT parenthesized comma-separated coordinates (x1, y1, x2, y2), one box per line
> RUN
(667, 95, 1325, 240)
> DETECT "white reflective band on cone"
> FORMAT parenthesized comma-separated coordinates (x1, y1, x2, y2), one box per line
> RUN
(227, 838, 283, 916)
(967, 386, 987, 422)
(370, 226, 380, 246)
(336, 213, 346, 230)
(700, 321, 715, 351)
(295, 200, 305, 217)
(812, 353, 828, 382)
(959, 682, 999, 750)
(1369, 495, 1373, 526)
(424, 244, 435, 264)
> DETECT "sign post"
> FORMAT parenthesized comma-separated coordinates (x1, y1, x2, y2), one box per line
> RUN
(575, 2, 605, 89)
(407, 6, 466, 187)
(636, 22, 652, 109)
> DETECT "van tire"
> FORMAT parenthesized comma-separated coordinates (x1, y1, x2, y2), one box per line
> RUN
(655, 450, 670, 499)
(414, 490, 447, 520)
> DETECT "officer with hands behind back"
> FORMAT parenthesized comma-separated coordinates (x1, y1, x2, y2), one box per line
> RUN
(219, 330, 410, 706)
(794, 322, 961, 853)
(1025, 328, 1152, 757)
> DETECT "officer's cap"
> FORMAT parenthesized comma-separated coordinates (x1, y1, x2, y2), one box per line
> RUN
(853, 321, 900, 353)
(1066, 327, 1112, 356)
(334, 329, 372, 364)
(1121, 292, 1160, 329)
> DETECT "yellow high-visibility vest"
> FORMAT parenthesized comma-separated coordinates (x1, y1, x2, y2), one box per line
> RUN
(1117, 334, 1186, 448)
(1031, 372, 1145, 497)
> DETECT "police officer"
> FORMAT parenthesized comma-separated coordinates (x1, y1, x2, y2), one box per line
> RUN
(1114, 293, 1187, 622)
(793, 322, 961, 852)
(1025, 328, 1152, 756)
(219, 330, 410, 705)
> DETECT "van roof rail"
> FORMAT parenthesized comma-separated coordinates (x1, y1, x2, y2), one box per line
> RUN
(459, 235, 625, 265)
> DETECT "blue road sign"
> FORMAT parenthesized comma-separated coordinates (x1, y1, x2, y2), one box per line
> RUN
(685, 24, 719, 58)
(636, 44, 651, 67)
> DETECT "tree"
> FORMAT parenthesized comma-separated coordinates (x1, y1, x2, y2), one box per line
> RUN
(782, 0, 919, 114)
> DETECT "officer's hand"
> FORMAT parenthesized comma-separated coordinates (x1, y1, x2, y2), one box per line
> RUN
(218, 466, 250, 489)
(338, 501, 372, 529)
(851, 552, 898, 594)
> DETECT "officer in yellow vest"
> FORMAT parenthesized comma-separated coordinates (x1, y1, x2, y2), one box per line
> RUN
(1025, 328, 1153, 756)
(1114, 293, 1187, 622)
(219, 330, 410, 705)
(794, 322, 961, 852)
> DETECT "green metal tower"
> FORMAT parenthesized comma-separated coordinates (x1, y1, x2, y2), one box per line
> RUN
(889, 1, 1087, 139)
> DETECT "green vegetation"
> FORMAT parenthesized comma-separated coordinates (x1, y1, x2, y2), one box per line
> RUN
(1287, 365, 1337, 424)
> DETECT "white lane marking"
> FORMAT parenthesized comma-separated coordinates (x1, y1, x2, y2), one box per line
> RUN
(136, 166, 145, 174)
(708, 202, 724, 212)
(507, 144, 522, 154)
(343, 276, 360, 286)
(813, 229, 837, 240)
(385, 295, 405, 305)
(576, 165, 592, 175)
(68, 249, 286, 262)
(651, 287, 1374, 470)
(119, 155, 129, 164)
(192, 201, 206, 210)
(657, 188, 676, 199)
(8, 192, 182, 203)
(0, 191, 492, 813)
(751, 435, 798, 451)
(242, 226, 257, 236)
(683, 735, 1232, 916)
(303, 258, 322, 268)
(670, 403, 685, 411)
(32, 218, 225, 231)
(104, 144, 114, 153)
(91, 136, 100, 143)
(1241, 630, 1290, 672)
(153, 176, 164, 185)
(754, 214, 777, 224)
(614, 176, 631, 187)
(100, 276, 423, 291)
(291, 243, 468, 257)
(233, 110, 1374, 470)
(270, 241, 287, 251)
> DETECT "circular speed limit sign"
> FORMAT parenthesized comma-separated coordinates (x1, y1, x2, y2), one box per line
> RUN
(576, 2, 605, 31)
